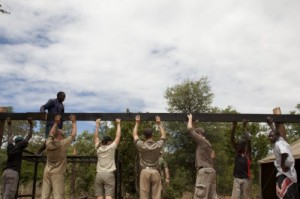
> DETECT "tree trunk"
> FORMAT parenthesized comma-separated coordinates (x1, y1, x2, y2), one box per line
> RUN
(0, 107, 8, 148)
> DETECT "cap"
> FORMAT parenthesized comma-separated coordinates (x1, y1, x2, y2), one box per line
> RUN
(14, 136, 24, 143)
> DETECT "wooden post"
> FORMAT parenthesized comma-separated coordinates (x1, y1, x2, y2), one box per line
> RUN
(70, 147, 77, 199)
(0, 107, 8, 148)
(273, 107, 287, 141)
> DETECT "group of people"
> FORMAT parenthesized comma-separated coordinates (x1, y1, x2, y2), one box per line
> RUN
(1, 91, 299, 199)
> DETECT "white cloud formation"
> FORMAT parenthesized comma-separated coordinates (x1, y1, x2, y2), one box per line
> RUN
(1, 0, 300, 132)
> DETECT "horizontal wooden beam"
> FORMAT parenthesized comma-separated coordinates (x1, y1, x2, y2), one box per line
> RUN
(0, 112, 300, 123)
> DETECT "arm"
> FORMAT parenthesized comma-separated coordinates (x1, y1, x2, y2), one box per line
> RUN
(242, 119, 252, 160)
(69, 114, 77, 139)
(231, 122, 237, 150)
(164, 163, 170, 184)
(6, 118, 13, 144)
(94, 118, 101, 145)
(187, 113, 193, 131)
(281, 153, 289, 172)
(266, 116, 276, 131)
(40, 99, 54, 112)
(133, 115, 140, 142)
(156, 116, 166, 140)
(24, 117, 33, 142)
(114, 118, 121, 146)
(48, 115, 61, 138)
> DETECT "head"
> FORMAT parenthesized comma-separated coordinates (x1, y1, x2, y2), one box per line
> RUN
(14, 136, 24, 144)
(143, 128, 153, 139)
(195, 128, 205, 137)
(101, 136, 112, 145)
(237, 139, 246, 153)
(268, 130, 280, 144)
(55, 129, 65, 140)
(57, 91, 66, 103)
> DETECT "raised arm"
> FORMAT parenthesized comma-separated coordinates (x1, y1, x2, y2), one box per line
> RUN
(164, 161, 170, 184)
(49, 115, 61, 138)
(266, 116, 276, 131)
(94, 118, 101, 145)
(187, 113, 193, 130)
(6, 118, 13, 144)
(114, 118, 121, 145)
(133, 115, 140, 141)
(242, 119, 252, 159)
(24, 117, 33, 142)
(155, 116, 166, 140)
(69, 114, 77, 139)
(231, 122, 237, 150)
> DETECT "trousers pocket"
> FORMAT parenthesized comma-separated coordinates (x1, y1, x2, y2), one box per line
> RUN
(195, 184, 206, 198)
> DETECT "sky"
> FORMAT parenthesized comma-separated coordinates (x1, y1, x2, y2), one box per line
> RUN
(1, 0, 300, 133)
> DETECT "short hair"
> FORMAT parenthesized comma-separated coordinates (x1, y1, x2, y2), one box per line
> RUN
(143, 128, 153, 139)
(269, 130, 280, 137)
(195, 128, 205, 134)
(101, 136, 112, 145)
(57, 91, 65, 98)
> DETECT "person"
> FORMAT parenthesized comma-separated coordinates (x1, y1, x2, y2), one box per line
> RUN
(41, 114, 77, 199)
(37, 91, 66, 154)
(158, 151, 170, 198)
(2, 117, 33, 199)
(94, 118, 121, 199)
(187, 113, 217, 199)
(267, 117, 299, 199)
(133, 115, 166, 199)
(230, 120, 252, 199)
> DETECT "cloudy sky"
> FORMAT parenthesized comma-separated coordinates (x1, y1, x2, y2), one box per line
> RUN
(1, 0, 300, 132)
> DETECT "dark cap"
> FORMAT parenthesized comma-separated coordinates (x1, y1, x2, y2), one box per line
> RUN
(14, 136, 24, 143)
(101, 136, 112, 145)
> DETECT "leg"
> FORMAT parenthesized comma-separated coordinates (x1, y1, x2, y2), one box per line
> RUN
(150, 170, 162, 199)
(140, 169, 150, 199)
(242, 178, 252, 199)
(231, 178, 241, 199)
(95, 172, 104, 199)
(2, 169, 19, 199)
(103, 172, 115, 199)
(41, 172, 52, 199)
(52, 174, 65, 199)
(208, 169, 217, 199)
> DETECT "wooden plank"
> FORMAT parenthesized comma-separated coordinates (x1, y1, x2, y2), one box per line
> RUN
(0, 112, 300, 122)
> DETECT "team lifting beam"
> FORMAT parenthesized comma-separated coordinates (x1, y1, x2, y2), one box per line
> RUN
(0, 112, 300, 122)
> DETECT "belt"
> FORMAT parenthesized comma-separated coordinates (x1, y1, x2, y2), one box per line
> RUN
(142, 166, 157, 170)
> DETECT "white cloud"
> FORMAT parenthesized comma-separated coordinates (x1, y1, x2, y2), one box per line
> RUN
(1, 0, 300, 132)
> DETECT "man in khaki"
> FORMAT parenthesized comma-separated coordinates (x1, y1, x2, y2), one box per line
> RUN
(187, 113, 217, 199)
(133, 115, 166, 199)
(94, 118, 121, 199)
(41, 114, 77, 199)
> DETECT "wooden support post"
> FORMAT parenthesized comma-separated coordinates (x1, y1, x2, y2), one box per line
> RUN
(273, 107, 287, 141)
(0, 107, 8, 148)
(70, 147, 77, 199)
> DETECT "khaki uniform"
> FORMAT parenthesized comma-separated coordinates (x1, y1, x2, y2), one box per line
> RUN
(188, 130, 217, 199)
(136, 139, 164, 199)
(41, 136, 73, 199)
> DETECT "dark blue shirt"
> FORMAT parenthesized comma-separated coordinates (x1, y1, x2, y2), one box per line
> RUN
(41, 98, 64, 129)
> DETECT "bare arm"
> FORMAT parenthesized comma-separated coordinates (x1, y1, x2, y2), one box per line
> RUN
(281, 153, 289, 172)
(242, 119, 252, 159)
(231, 122, 237, 150)
(49, 115, 61, 138)
(187, 113, 193, 130)
(114, 118, 121, 145)
(156, 116, 166, 139)
(164, 165, 170, 184)
(133, 115, 140, 142)
(94, 118, 101, 145)
(266, 116, 276, 131)
(6, 118, 13, 144)
(24, 117, 33, 142)
(69, 114, 77, 139)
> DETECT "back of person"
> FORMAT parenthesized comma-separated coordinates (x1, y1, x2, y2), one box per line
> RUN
(5, 141, 28, 172)
(96, 142, 117, 172)
(138, 140, 162, 168)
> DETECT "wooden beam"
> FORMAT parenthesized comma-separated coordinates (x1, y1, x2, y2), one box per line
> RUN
(0, 112, 300, 123)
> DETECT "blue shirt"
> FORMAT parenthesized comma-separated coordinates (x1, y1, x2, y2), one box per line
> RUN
(41, 98, 64, 128)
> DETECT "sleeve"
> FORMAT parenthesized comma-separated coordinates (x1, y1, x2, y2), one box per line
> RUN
(277, 141, 289, 155)
(187, 129, 204, 145)
(135, 140, 144, 151)
(95, 141, 100, 149)
(43, 99, 55, 110)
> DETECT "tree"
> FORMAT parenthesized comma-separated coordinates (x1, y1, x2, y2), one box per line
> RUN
(0, 3, 10, 14)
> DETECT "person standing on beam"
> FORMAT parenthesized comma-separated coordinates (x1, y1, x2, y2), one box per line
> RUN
(41, 114, 77, 199)
(36, 91, 66, 155)
(230, 119, 252, 199)
(187, 113, 217, 199)
(267, 117, 299, 199)
(133, 115, 166, 199)
(2, 117, 33, 199)
(94, 118, 121, 199)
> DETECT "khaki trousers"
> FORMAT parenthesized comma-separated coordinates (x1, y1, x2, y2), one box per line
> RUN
(1, 169, 19, 199)
(231, 177, 252, 199)
(194, 167, 217, 199)
(140, 168, 162, 199)
(41, 172, 65, 199)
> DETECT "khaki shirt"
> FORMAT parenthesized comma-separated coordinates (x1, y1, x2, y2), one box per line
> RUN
(136, 139, 164, 168)
(95, 141, 117, 172)
(188, 129, 213, 168)
(45, 136, 73, 174)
